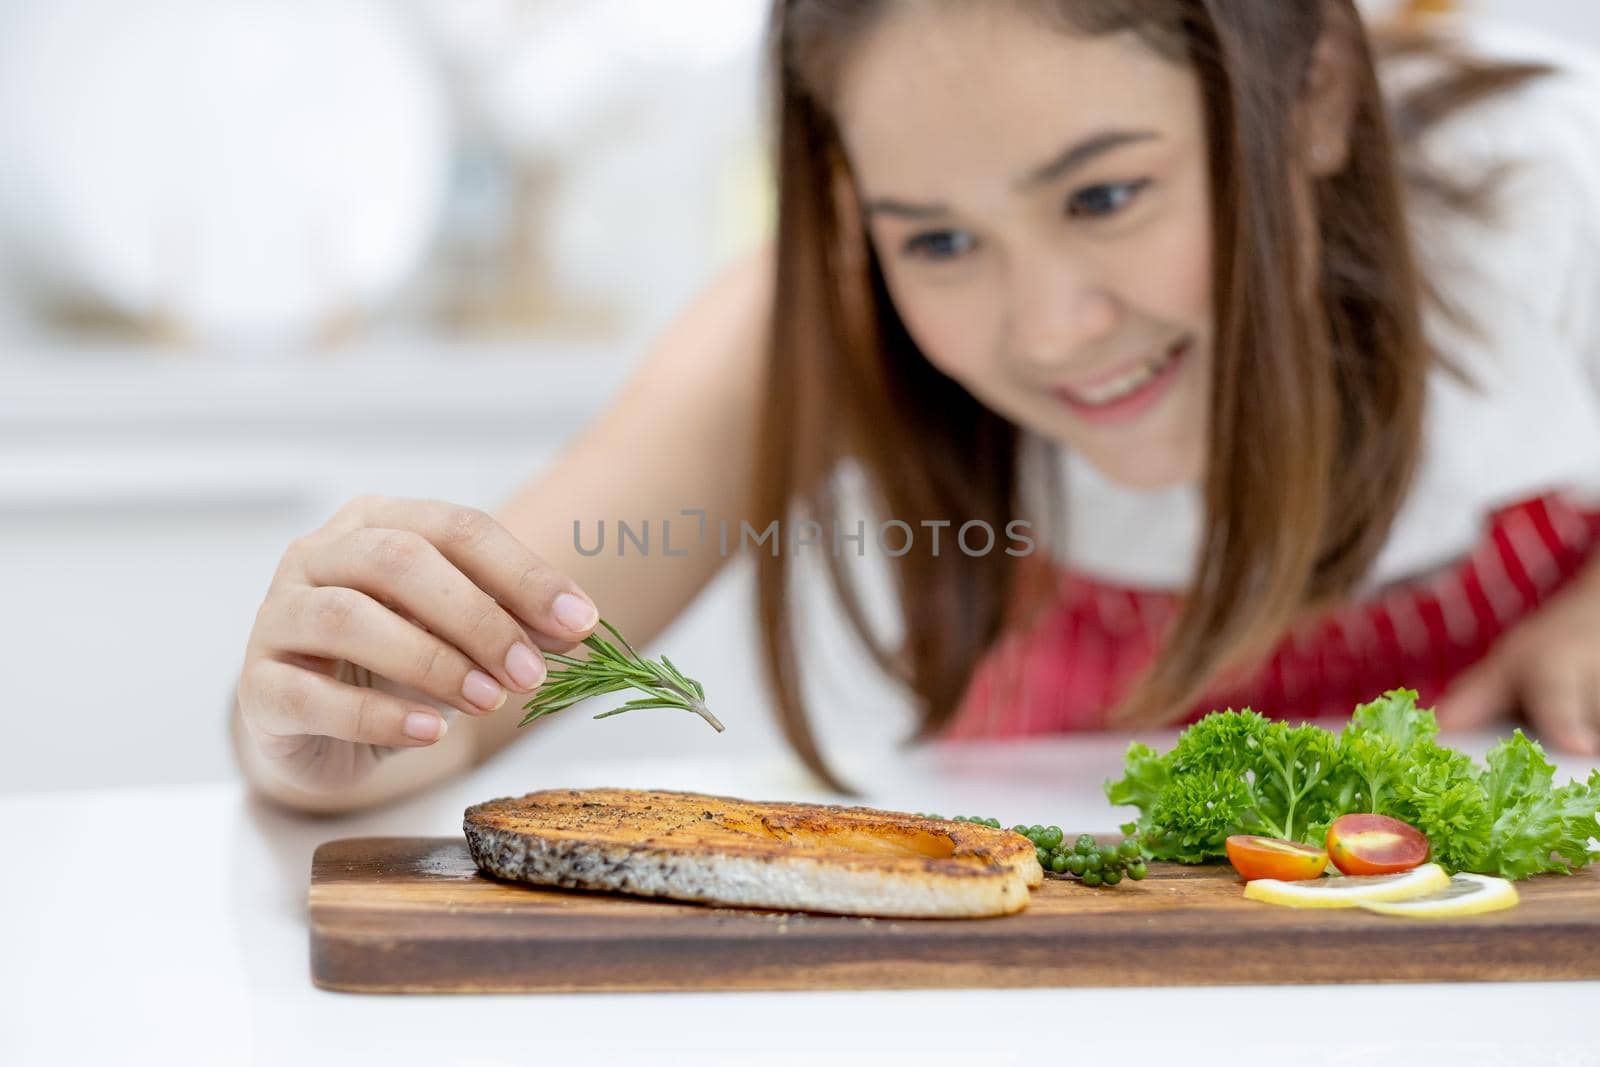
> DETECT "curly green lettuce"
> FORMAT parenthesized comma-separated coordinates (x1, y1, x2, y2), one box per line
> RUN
(1105, 689, 1600, 880)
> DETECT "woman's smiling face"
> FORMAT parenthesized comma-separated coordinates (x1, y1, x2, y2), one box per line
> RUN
(835, 2, 1214, 488)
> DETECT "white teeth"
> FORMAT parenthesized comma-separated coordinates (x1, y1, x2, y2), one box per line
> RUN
(1071, 344, 1180, 407)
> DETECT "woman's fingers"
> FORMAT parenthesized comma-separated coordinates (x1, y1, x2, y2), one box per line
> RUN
(237, 492, 600, 791)
(1521, 659, 1600, 756)
(242, 657, 450, 749)
(1435, 654, 1515, 731)
(260, 585, 511, 718)
(301, 526, 549, 697)
(332, 496, 599, 645)
(1438, 589, 1600, 755)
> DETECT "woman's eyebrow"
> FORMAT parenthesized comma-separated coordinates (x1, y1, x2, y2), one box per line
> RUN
(862, 197, 951, 221)
(861, 129, 1161, 220)
(1016, 129, 1160, 189)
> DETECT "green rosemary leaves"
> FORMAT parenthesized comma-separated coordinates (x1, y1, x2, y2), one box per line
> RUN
(517, 617, 723, 733)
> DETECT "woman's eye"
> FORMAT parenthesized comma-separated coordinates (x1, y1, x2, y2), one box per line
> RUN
(1065, 179, 1151, 220)
(901, 229, 976, 261)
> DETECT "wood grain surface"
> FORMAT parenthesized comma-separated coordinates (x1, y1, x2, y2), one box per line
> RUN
(308, 836, 1600, 994)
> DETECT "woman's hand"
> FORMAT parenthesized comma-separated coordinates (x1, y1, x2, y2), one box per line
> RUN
(1436, 571, 1600, 756)
(236, 495, 600, 793)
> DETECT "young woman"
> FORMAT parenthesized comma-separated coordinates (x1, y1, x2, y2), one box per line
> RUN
(232, 0, 1600, 811)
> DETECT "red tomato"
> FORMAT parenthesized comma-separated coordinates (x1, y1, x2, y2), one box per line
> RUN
(1325, 814, 1430, 875)
(1224, 835, 1330, 881)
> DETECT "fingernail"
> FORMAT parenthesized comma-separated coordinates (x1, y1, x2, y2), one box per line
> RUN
(462, 669, 506, 712)
(404, 711, 445, 742)
(505, 642, 546, 691)
(554, 592, 598, 633)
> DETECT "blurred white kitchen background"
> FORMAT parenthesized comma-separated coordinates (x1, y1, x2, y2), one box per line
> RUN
(2, 0, 1597, 795)
(0, 0, 807, 796)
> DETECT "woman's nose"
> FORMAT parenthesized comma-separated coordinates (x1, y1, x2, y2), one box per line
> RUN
(1006, 261, 1120, 371)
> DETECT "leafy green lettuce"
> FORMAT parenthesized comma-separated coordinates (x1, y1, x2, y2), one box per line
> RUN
(1105, 689, 1600, 879)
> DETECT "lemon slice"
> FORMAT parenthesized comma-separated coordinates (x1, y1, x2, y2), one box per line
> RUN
(1357, 873, 1519, 918)
(1243, 862, 1450, 908)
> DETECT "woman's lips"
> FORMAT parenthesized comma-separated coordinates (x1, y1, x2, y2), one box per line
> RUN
(1053, 338, 1190, 425)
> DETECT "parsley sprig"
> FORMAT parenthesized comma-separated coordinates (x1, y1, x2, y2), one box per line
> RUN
(517, 617, 723, 733)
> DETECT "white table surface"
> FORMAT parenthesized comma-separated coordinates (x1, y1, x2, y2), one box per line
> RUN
(3, 733, 1598, 1067)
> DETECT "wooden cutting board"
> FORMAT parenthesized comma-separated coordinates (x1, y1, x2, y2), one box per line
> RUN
(308, 836, 1600, 993)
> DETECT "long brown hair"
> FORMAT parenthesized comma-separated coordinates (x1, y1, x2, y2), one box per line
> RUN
(752, 0, 1547, 793)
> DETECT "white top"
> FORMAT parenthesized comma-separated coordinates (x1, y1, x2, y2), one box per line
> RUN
(5, 736, 1597, 1065)
(1049, 20, 1600, 594)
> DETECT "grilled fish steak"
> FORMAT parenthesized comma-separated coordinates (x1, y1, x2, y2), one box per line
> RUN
(464, 787, 1044, 917)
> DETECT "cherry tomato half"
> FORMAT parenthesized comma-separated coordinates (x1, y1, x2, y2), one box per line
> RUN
(1325, 813, 1430, 875)
(1224, 835, 1330, 881)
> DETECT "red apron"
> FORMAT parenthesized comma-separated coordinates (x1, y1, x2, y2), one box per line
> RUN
(943, 492, 1600, 738)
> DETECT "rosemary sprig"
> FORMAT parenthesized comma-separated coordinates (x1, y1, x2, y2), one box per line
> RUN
(517, 617, 723, 733)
